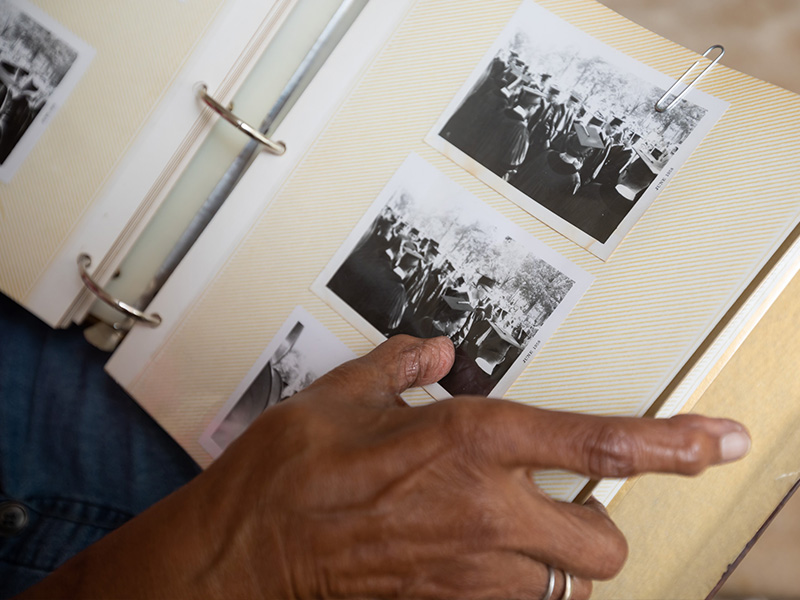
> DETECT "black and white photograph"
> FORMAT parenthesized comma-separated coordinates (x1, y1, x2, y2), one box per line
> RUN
(313, 153, 592, 399)
(0, 0, 94, 182)
(199, 306, 356, 458)
(426, 0, 728, 260)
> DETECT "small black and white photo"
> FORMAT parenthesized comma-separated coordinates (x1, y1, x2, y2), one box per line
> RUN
(313, 153, 592, 400)
(199, 306, 356, 458)
(426, 0, 728, 260)
(0, 0, 94, 182)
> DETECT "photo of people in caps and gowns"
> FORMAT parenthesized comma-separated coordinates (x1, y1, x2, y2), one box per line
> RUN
(430, 1, 725, 258)
(200, 307, 357, 458)
(319, 154, 592, 399)
(0, 2, 79, 164)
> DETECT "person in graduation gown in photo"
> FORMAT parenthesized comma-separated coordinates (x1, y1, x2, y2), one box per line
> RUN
(580, 116, 625, 186)
(439, 54, 510, 157)
(549, 92, 584, 153)
(474, 104, 532, 180)
(511, 130, 591, 212)
(327, 220, 414, 335)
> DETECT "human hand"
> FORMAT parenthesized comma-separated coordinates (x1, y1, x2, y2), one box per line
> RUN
(21, 335, 750, 599)
(201, 334, 750, 599)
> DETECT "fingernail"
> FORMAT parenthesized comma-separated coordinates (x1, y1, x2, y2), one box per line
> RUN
(720, 430, 751, 462)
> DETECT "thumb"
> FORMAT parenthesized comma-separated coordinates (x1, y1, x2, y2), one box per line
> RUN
(308, 335, 455, 408)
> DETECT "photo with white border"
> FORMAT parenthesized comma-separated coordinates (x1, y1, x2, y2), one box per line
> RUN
(0, 0, 95, 182)
(199, 306, 356, 459)
(313, 152, 593, 400)
(426, 0, 728, 260)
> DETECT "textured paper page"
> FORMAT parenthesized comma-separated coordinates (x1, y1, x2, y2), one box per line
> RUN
(110, 0, 800, 500)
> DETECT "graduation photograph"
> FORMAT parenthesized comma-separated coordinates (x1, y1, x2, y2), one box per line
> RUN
(199, 306, 356, 458)
(0, 0, 94, 182)
(426, 0, 727, 259)
(313, 153, 592, 399)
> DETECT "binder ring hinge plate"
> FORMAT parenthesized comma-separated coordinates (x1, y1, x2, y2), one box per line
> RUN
(196, 83, 287, 155)
(77, 254, 162, 327)
(655, 45, 724, 113)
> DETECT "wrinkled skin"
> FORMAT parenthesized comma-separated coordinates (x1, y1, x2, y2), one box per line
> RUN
(22, 335, 750, 599)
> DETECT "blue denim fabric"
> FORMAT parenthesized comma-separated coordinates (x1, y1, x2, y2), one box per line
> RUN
(0, 294, 200, 598)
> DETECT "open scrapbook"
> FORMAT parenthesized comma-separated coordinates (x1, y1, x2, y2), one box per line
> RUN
(103, 0, 800, 499)
(3, 1, 800, 595)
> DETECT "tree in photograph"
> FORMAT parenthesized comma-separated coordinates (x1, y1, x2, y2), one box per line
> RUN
(507, 258, 574, 322)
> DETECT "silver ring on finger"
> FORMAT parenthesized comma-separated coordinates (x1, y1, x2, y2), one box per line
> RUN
(541, 565, 556, 600)
(558, 571, 574, 600)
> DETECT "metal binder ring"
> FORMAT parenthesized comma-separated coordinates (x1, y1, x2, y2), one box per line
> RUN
(196, 83, 287, 155)
(77, 254, 162, 327)
(655, 44, 725, 113)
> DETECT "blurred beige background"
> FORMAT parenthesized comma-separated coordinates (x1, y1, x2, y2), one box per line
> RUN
(600, 2, 800, 599)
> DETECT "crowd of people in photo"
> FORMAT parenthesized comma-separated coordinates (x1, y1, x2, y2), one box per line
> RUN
(327, 204, 555, 396)
(441, 49, 669, 243)
(0, 57, 48, 164)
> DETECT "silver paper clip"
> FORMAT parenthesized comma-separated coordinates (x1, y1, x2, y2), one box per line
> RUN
(655, 45, 724, 113)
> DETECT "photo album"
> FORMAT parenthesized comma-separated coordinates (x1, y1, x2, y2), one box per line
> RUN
(100, 0, 800, 505)
(3, 0, 800, 507)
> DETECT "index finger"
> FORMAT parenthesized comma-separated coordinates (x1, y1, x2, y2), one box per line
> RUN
(450, 399, 750, 478)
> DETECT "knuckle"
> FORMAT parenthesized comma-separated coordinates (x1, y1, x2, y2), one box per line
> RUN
(675, 429, 713, 475)
(398, 342, 425, 389)
(307, 361, 356, 396)
(584, 424, 639, 477)
(433, 399, 499, 463)
(262, 401, 325, 446)
(419, 402, 509, 495)
(436, 398, 482, 438)
(570, 505, 629, 581)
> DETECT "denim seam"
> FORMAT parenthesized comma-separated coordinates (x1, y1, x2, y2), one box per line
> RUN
(22, 496, 134, 521)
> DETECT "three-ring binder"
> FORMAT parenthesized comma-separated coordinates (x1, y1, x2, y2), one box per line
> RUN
(76, 84, 291, 330)
(655, 45, 725, 112)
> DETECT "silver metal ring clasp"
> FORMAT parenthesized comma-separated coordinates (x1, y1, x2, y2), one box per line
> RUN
(77, 254, 162, 327)
(196, 83, 287, 155)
